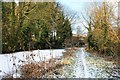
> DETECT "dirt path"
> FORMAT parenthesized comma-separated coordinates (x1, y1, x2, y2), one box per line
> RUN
(62, 47, 115, 78)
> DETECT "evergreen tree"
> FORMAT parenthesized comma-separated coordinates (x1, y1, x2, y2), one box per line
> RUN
(2, 2, 72, 53)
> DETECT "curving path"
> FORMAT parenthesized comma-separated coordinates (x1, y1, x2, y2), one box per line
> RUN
(63, 47, 115, 78)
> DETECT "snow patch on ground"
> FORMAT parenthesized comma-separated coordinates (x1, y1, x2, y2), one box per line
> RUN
(0, 49, 64, 78)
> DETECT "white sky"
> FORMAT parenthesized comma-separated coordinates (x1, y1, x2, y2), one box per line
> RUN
(56, 0, 89, 35)
(56, 0, 119, 35)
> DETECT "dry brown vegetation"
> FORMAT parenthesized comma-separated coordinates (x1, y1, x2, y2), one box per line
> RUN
(20, 47, 77, 78)
(21, 58, 63, 78)
(63, 47, 78, 58)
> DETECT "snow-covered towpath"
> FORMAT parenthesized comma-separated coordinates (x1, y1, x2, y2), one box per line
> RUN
(63, 47, 115, 78)
(0, 48, 115, 78)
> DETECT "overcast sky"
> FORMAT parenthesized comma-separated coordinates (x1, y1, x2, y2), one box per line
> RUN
(56, 0, 90, 35)
(56, 0, 119, 35)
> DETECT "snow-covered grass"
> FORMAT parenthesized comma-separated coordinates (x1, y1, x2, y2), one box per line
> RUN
(0, 48, 115, 78)
(0, 49, 65, 78)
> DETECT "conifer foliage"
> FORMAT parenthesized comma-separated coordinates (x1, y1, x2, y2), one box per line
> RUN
(2, 2, 72, 53)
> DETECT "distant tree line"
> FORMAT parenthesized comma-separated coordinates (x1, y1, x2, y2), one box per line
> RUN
(64, 36, 85, 48)
(2, 2, 72, 53)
